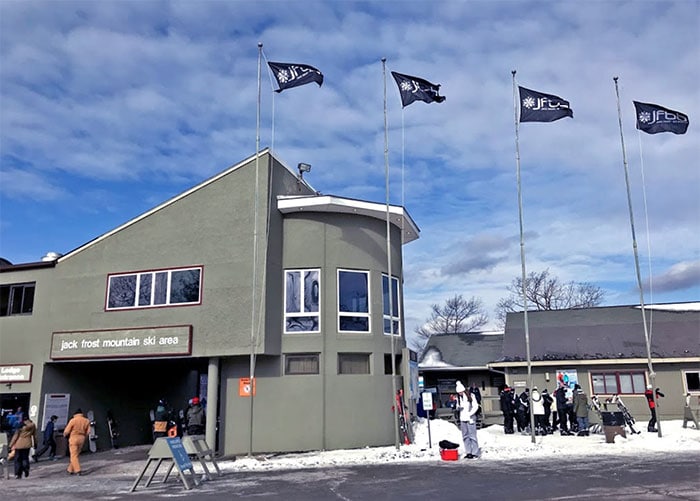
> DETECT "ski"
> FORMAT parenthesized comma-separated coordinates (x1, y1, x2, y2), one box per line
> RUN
(605, 395, 641, 435)
(589, 395, 604, 434)
(107, 410, 120, 449)
(395, 389, 411, 445)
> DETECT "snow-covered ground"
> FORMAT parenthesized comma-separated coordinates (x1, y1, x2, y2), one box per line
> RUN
(223, 419, 700, 472)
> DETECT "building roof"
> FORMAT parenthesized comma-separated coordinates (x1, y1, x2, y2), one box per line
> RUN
(502, 304, 700, 362)
(277, 194, 420, 244)
(419, 332, 504, 369)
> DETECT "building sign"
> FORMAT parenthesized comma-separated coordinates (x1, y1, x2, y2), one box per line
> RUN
(0, 364, 32, 383)
(50, 325, 192, 360)
(43, 393, 71, 429)
(556, 369, 579, 388)
(238, 378, 256, 397)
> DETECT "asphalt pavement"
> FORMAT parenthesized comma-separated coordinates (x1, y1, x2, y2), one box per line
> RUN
(1, 446, 699, 500)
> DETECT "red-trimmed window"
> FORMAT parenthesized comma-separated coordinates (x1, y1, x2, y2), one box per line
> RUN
(591, 371, 646, 395)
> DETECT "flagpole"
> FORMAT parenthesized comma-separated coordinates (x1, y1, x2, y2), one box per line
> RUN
(382, 58, 400, 450)
(247, 41, 263, 457)
(636, 131, 654, 345)
(512, 70, 536, 444)
(613, 77, 660, 437)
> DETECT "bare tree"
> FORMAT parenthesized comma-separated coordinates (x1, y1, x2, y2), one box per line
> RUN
(414, 295, 488, 350)
(495, 269, 605, 326)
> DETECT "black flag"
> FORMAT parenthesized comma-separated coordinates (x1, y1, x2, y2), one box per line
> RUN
(391, 71, 445, 107)
(267, 62, 324, 92)
(519, 86, 573, 122)
(633, 101, 689, 135)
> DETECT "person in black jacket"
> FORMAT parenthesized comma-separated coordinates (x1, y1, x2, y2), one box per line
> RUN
(555, 384, 572, 435)
(645, 385, 665, 432)
(516, 389, 530, 433)
(499, 386, 516, 434)
(542, 389, 554, 434)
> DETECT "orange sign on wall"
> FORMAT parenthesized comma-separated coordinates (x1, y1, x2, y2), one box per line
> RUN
(238, 377, 256, 397)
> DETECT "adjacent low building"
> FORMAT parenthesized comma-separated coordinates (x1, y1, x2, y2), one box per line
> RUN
(1, 150, 420, 455)
(419, 304, 700, 423)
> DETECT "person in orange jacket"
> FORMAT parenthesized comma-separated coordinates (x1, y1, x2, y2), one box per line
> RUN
(64, 408, 91, 475)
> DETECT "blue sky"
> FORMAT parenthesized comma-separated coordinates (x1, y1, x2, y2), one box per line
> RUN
(1, 1, 698, 342)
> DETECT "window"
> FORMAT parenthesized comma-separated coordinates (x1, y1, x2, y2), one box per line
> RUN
(382, 274, 401, 336)
(285, 354, 320, 375)
(284, 269, 320, 333)
(684, 371, 700, 393)
(383, 354, 402, 375)
(338, 270, 369, 332)
(591, 371, 646, 395)
(338, 353, 370, 375)
(106, 267, 201, 310)
(0, 282, 36, 316)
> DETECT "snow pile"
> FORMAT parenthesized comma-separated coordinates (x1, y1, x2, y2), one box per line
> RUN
(221, 418, 700, 472)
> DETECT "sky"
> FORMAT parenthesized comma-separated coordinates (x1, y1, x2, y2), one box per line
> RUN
(1, 1, 698, 347)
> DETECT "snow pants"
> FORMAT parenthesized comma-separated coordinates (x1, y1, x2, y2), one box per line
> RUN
(67, 435, 86, 473)
(460, 421, 479, 457)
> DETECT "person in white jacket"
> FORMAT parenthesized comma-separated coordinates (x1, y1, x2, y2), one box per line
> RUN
(456, 381, 480, 459)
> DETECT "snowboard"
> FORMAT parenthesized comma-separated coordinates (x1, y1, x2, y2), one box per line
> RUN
(87, 410, 97, 453)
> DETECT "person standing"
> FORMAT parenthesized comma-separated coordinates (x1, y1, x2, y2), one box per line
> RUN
(572, 384, 590, 436)
(64, 408, 91, 475)
(186, 396, 206, 435)
(456, 381, 480, 459)
(516, 388, 530, 434)
(33, 415, 58, 462)
(555, 383, 572, 435)
(469, 382, 483, 423)
(499, 385, 515, 434)
(530, 387, 546, 435)
(645, 385, 665, 432)
(152, 399, 171, 441)
(542, 389, 554, 434)
(9, 415, 37, 479)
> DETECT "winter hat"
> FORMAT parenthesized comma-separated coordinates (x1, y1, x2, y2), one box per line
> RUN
(192, 397, 200, 405)
(455, 381, 466, 393)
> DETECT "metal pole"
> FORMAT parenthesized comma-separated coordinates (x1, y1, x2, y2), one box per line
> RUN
(382, 57, 400, 450)
(512, 70, 536, 444)
(613, 76, 660, 437)
(247, 42, 263, 456)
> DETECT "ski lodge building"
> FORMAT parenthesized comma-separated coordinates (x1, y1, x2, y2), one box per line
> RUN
(419, 305, 700, 424)
(0, 150, 420, 455)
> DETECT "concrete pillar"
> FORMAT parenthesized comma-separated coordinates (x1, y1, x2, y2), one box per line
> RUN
(206, 357, 219, 452)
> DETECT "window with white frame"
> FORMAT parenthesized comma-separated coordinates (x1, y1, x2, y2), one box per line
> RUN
(684, 371, 700, 393)
(106, 267, 202, 310)
(382, 274, 400, 336)
(337, 269, 369, 332)
(591, 371, 646, 395)
(284, 269, 320, 333)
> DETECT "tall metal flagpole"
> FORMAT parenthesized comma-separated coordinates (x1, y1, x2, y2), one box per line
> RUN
(512, 70, 536, 444)
(382, 57, 400, 450)
(613, 77, 660, 437)
(248, 42, 263, 456)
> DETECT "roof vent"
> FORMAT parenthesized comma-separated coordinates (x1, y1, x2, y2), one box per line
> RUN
(41, 251, 62, 262)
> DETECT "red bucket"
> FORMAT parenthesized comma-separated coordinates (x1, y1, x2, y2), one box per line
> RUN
(440, 448, 459, 461)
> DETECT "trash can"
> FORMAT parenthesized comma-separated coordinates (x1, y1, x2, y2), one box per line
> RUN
(601, 411, 626, 443)
(54, 431, 67, 458)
